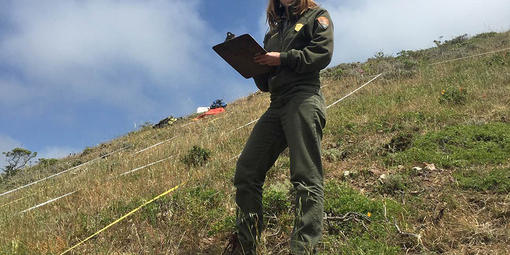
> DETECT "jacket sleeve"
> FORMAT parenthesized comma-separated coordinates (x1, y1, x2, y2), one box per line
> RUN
(252, 33, 273, 92)
(253, 73, 270, 92)
(280, 9, 334, 73)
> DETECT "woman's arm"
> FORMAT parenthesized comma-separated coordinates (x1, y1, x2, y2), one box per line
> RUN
(280, 9, 334, 73)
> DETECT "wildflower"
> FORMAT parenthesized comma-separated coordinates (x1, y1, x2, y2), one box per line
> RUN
(441, 89, 446, 95)
(367, 212, 372, 217)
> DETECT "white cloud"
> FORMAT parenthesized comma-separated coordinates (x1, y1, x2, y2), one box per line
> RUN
(0, 134, 22, 171)
(320, 0, 510, 63)
(0, 0, 220, 116)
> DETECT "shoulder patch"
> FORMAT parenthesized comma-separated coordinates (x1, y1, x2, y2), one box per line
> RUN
(317, 16, 330, 29)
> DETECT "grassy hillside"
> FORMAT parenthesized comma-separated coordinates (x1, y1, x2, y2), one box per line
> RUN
(1, 31, 509, 254)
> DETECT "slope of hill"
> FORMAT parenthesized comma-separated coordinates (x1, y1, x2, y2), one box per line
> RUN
(1, 31, 509, 254)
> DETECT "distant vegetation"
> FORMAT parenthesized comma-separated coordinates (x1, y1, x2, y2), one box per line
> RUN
(1, 148, 37, 180)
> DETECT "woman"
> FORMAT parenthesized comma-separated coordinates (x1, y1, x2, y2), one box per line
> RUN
(231, 0, 333, 254)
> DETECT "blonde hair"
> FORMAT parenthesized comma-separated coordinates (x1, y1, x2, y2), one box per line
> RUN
(266, 0, 318, 31)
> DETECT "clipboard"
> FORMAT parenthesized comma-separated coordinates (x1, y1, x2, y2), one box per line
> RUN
(213, 34, 271, 79)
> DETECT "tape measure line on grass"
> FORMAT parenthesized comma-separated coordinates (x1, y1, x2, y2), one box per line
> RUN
(17, 155, 174, 215)
(0, 145, 129, 198)
(431, 47, 510, 66)
(59, 182, 184, 255)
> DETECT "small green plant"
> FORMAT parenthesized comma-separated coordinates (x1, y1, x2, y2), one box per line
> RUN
(486, 53, 510, 66)
(323, 148, 348, 162)
(209, 215, 236, 236)
(441, 34, 469, 47)
(382, 133, 414, 154)
(378, 174, 406, 195)
(181, 146, 211, 167)
(334, 68, 344, 79)
(71, 160, 83, 167)
(135, 121, 153, 131)
(439, 87, 468, 105)
(263, 182, 291, 216)
(38, 158, 58, 167)
(82, 147, 94, 156)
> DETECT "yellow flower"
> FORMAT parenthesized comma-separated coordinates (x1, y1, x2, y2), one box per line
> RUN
(441, 89, 446, 95)
(367, 212, 372, 217)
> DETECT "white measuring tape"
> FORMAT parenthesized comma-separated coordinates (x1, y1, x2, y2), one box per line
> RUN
(133, 136, 177, 155)
(17, 155, 174, 215)
(1, 136, 180, 199)
(20, 191, 77, 214)
(431, 47, 510, 66)
(0, 145, 128, 198)
(327, 73, 383, 109)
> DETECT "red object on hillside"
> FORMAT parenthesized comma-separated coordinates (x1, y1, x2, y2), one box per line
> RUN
(194, 107, 225, 120)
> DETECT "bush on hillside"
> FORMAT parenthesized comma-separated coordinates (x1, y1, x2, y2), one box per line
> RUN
(181, 146, 211, 168)
(81, 147, 94, 156)
(381, 133, 414, 154)
(38, 158, 58, 167)
(439, 87, 468, 105)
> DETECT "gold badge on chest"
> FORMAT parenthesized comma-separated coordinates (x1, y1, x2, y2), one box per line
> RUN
(295, 23, 304, 32)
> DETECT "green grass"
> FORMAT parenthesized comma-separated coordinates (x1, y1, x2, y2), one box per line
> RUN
(262, 181, 292, 216)
(321, 182, 406, 254)
(455, 168, 510, 193)
(386, 123, 510, 168)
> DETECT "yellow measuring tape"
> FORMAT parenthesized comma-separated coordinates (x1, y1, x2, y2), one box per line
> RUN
(60, 182, 184, 255)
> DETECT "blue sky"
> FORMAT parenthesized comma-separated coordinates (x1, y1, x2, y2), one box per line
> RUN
(1, 0, 510, 168)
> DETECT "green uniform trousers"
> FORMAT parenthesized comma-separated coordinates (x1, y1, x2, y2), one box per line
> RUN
(234, 91, 326, 255)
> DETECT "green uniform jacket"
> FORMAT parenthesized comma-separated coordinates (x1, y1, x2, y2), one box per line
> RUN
(254, 7, 334, 101)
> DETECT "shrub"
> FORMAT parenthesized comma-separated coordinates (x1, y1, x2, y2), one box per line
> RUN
(323, 148, 348, 162)
(382, 133, 414, 154)
(82, 147, 94, 156)
(439, 87, 467, 105)
(181, 146, 211, 168)
(486, 52, 510, 66)
(71, 160, 83, 167)
(441, 34, 469, 47)
(38, 158, 58, 167)
(472, 32, 497, 39)
(377, 174, 406, 195)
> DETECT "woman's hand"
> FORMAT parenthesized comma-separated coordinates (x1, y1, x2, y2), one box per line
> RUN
(254, 52, 281, 66)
